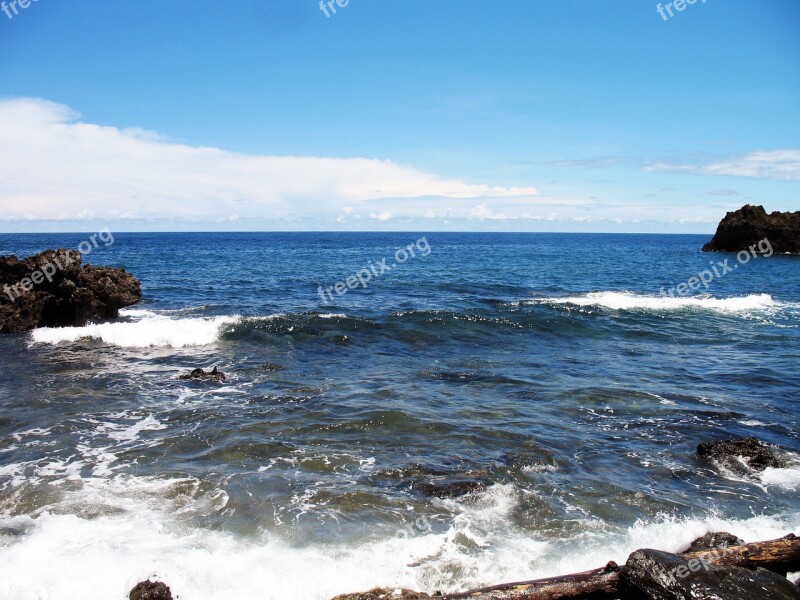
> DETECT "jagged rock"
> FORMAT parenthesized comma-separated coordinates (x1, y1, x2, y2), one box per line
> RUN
(684, 531, 744, 554)
(697, 437, 788, 472)
(702, 204, 800, 254)
(180, 366, 226, 382)
(0, 249, 141, 334)
(623, 549, 800, 600)
(129, 580, 173, 600)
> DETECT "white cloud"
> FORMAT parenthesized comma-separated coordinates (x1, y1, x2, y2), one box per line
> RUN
(646, 150, 800, 181)
(470, 203, 507, 220)
(369, 211, 393, 221)
(0, 98, 539, 222)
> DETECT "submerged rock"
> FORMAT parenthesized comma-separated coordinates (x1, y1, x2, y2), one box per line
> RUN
(684, 531, 744, 554)
(414, 479, 486, 499)
(702, 204, 800, 254)
(129, 580, 173, 600)
(373, 463, 490, 499)
(697, 437, 788, 472)
(0, 249, 141, 334)
(623, 548, 800, 600)
(180, 366, 226, 382)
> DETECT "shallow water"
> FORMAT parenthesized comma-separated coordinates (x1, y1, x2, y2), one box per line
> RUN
(1, 232, 799, 599)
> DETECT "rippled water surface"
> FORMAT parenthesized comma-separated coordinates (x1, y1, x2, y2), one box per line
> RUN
(1, 233, 799, 599)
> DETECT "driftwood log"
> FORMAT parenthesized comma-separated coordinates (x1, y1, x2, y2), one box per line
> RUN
(331, 534, 800, 600)
(442, 561, 622, 599)
(683, 533, 800, 576)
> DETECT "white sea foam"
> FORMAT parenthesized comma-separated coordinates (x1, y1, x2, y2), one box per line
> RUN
(760, 466, 800, 490)
(118, 308, 161, 318)
(739, 419, 767, 427)
(537, 292, 783, 313)
(0, 477, 798, 600)
(30, 314, 240, 348)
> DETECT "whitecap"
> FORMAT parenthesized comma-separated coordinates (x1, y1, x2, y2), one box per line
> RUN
(535, 292, 783, 313)
(30, 315, 240, 348)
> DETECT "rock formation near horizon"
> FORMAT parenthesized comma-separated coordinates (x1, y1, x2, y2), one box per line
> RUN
(703, 204, 800, 254)
(0, 249, 141, 334)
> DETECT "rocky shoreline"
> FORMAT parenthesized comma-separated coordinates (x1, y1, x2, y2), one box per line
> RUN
(0, 248, 141, 334)
(127, 438, 800, 600)
(129, 533, 800, 600)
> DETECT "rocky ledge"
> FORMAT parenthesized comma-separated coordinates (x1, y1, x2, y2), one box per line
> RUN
(702, 204, 800, 254)
(0, 249, 141, 334)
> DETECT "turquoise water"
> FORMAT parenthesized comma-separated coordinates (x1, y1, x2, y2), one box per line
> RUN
(0, 233, 798, 599)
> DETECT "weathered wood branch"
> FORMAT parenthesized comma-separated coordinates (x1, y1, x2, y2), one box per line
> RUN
(330, 534, 800, 600)
(441, 561, 622, 599)
(683, 533, 800, 576)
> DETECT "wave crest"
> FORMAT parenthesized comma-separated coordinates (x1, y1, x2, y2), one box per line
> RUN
(535, 292, 782, 313)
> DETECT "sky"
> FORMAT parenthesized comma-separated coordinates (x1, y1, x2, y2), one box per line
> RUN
(0, 0, 798, 233)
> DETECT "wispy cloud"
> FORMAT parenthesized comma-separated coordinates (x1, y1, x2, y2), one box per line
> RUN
(646, 150, 800, 181)
(543, 157, 630, 169)
(0, 98, 539, 222)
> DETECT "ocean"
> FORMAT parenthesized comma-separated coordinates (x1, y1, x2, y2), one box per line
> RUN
(1, 232, 799, 599)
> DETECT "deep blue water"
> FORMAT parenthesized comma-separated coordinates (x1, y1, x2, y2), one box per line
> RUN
(0, 232, 798, 600)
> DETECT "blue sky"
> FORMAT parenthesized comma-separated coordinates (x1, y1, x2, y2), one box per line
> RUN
(0, 0, 798, 233)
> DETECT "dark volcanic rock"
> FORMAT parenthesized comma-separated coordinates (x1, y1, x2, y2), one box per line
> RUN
(180, 366, 226, 382)
(697, 437, 788, 472)
(684, 531, 744, 554)
(129, 580, 173, 600)
(702, 204, 800, 254)
(372, 463, 490, 499)
(0, 249, 141, 334)
(414, 479, 486, 499)
(623, 549, 800, 600)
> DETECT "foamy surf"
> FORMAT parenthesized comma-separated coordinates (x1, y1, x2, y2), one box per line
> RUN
(760, 466, 800, 490)
(29, 313, 240, 348)
(536, 292, 783, 313)
(0, 479, 798, 600)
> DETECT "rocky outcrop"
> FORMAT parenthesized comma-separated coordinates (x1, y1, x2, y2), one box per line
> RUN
(0, 249, 141, 334)
(702, 204, 800, 254)
(129, 580, 173, 600)
(180, 366, 226, 382)
(697, 437, 789, 472)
